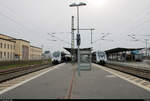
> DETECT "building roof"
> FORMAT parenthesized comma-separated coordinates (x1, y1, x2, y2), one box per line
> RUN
(30, 45, 42, 49)
(0, 38, 16, 42)
(0, 33, 30, 43)
(0, 33, 15, 39)
(13, 39, 30, 43)
(0, 33, 43, 50)
(105, 47, 144, 54)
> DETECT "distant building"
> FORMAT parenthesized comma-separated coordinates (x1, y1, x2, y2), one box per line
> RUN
(139, 48, 150, 57)
(0, 34, 15, 61)
(0, 33, 42, 61)
(30, 46, 42, 60)
(42, 51, 51, 60)
(105, 47, 144, 61)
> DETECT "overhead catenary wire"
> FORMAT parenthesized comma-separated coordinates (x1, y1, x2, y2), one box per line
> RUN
(0, 11, 29, 39)
(0, 1, 72, 51)
(117, 5, 150, 42)
(121, 5, 150, 34)
(0, 3, 43, 34)
(48, 33, 71, 45)
(0, 11, 43, 48)
(0, 11, 36, 34)
(0, 4, 46, 47)
(128, 34, 150, 46)
(121, 7, 150, 46)
(0, 6, 71, 49)
(92, 33, 113, 44)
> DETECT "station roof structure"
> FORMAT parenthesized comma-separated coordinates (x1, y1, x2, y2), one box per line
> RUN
(105, 47, 144, 54)
(64, 47, 92, 54)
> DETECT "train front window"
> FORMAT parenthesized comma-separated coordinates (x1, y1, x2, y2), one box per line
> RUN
(53, 52, 60, 57)
(98, 52, 104, 57)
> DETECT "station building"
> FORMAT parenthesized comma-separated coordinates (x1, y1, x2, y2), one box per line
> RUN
(30, 46, 42, 60)
(0, 34, 42, 61)
(105, 47, 144, 62)
(0, 34, 15, 61)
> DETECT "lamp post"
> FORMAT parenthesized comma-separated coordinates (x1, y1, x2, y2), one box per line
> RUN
(144, 39, 150, 59)
(69, 2, 86, 76)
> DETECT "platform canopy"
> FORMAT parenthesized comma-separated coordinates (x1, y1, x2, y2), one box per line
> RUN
(64, 47, 92, 55)
(105, 47, 144, 54)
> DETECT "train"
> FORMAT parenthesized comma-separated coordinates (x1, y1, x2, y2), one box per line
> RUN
(51, 51, 72, 64)
(92, 51, 107, 65)
(51, 51, 66, 64)
(52, 50, 107, 65)
(65, 54, 72, 63)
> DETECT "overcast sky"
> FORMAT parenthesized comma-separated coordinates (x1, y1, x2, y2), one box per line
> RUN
(0, 0, 150, 53)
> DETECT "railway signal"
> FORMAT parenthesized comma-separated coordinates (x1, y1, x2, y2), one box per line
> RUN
(73, 28, 95, 44)
(77, 34, 81, 46)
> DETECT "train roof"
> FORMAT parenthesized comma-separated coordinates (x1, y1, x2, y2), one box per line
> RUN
(52, 51, 67, 55)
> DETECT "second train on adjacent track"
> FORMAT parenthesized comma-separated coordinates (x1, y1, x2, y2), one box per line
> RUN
(92, 51, 107, 65)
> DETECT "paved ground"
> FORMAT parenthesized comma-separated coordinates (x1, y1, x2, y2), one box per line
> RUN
(0, 63, 74, 99)
(0, 63, 150, 99)
(72, 64, 150, 99)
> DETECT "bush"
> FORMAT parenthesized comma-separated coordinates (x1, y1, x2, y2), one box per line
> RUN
(0, 60, 43, 67)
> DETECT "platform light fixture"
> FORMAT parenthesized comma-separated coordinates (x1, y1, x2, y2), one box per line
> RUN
(69, 2, 87, 76)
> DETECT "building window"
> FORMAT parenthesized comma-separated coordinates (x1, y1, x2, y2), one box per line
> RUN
(8, 44, 9, 49)
(4, 52, 6, 58)
(0, 51, 2, 59)
(13, 52, 15, 59)
(8, 52, 9, 59)
(4, 43, 6, 48)
(0, 43, 2, 48)
(11, 45, 12, 50)
(10, 52, 12, 59)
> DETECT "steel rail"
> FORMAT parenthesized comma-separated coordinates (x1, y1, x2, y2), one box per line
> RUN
(0, 64, 54, 83)
(104, 63, 150, 81)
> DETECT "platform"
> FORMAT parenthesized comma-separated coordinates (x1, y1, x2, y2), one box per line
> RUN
(0, 63, 150, 99)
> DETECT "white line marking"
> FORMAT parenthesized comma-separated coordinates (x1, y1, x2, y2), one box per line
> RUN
(93, 63, 150, 92)
(0, 63, 65, 95)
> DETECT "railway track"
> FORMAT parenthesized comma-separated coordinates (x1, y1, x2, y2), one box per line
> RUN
(105, 63, 150, 81)
(0, 64, 54, 83)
